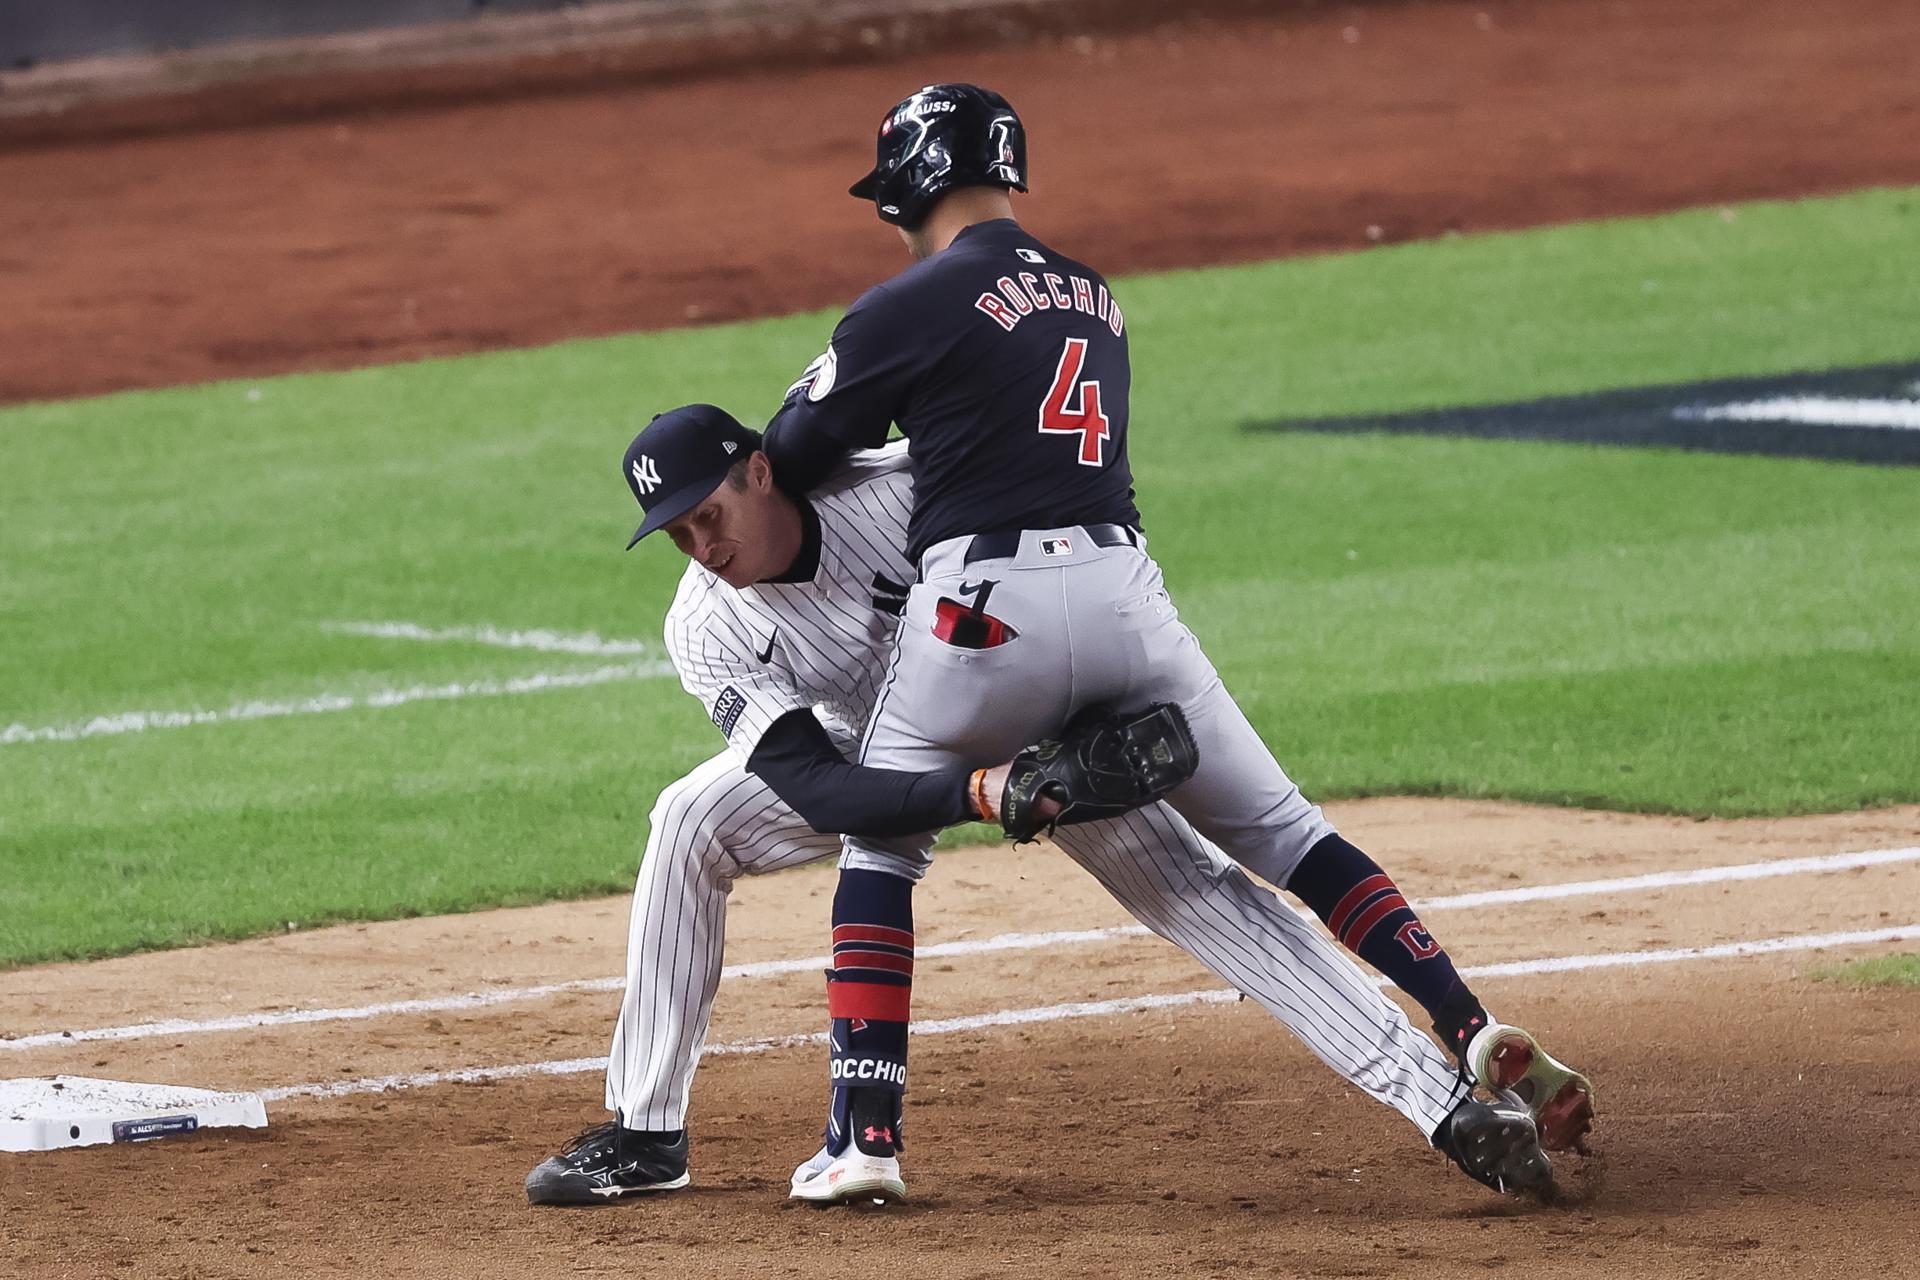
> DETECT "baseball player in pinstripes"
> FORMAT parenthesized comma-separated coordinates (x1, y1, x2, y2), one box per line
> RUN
(524, 411, 1522, 1205)
(761, 84, 1595, 1205)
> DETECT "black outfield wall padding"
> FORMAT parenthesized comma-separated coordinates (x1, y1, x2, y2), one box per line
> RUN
(3, 0, 590, 68)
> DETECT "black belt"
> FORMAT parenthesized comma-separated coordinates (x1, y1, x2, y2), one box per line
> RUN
(962, 523, 1139, 564)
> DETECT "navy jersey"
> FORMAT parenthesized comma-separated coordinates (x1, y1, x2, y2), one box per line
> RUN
(763, 219, 1140, 562)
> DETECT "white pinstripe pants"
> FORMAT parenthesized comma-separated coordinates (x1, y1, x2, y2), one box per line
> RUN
(604, 752, 1463, 1139)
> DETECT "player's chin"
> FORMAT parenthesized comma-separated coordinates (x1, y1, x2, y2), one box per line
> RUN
(710, 552, 753, 588)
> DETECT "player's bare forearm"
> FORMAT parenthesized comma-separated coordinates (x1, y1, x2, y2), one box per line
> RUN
(971, 763, 1063, 826)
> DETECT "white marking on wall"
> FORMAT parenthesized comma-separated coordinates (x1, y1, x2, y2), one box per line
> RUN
(1675, 396, 1920, 430)
(8, 845, 1915, 1053)
(0, 661, 673, 747)
(259, 921, 1920, 1101)
(323, 621, 653, 657)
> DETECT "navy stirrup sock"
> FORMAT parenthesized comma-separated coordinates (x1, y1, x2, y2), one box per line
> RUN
(1287, 833, 1480, 1032)
(825, 869, 915, 1153)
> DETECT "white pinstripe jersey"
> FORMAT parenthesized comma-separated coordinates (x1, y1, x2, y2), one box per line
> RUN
(664, 443, 916, 758)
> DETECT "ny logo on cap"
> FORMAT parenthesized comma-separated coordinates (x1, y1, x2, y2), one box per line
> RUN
(631, 455, 662, 495)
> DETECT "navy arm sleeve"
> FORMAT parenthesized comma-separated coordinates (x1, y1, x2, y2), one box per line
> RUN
(745, 709, 976, 838)
(763, 283, 916, 494)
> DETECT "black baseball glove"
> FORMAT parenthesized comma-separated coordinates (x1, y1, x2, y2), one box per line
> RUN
(999, 702, 1199, 843)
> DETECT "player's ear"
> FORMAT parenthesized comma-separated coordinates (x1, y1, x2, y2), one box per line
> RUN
(747, 449, 774, 492)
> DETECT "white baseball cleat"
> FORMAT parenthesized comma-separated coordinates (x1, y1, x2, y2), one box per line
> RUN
(1467, 1022, 1595, 1152)
(789, 1144, 908, 1205)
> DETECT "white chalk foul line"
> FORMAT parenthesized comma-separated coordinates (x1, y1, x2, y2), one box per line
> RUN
(259, 922, 1920, 1102)
(1407, 843, 1920, 910)
(8, 844, 1916, 1054)
(0, 926, 1148, 1053)
(0, 661, 674, 746)
(323, 621, 653, 657)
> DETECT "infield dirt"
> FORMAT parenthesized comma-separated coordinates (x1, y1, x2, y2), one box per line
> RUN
(5, 799, 1920, 1278)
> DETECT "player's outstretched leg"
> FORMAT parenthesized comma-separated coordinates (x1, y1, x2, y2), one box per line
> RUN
(1051, 807, 1554, 1197)
(526, 755, 840, 1206)
(1051, 810, 1465, 1142)
(789, 867, 913, 1205)
(1286, 833, 1594, 1151)
(1113, 547, 1597, 1154)
(1135, 643, 1598, 1152)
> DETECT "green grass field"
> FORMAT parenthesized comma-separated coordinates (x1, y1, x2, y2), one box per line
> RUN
(1818, 955, 1920, 988)
(4, 187, 1918, 966)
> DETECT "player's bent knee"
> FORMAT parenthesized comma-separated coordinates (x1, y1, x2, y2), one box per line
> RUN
(643, 777, 746, 878)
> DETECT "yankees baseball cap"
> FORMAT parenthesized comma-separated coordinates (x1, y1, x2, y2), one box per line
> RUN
(621, 404, 763, 548)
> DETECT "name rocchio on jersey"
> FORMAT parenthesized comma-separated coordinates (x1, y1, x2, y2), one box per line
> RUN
(973, 260, 1125, 336)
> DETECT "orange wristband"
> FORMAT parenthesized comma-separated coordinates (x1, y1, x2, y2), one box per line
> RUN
(970, 769, 994, 822)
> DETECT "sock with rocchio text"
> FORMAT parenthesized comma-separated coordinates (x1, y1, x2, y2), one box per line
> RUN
(824, 868, 914, 1154)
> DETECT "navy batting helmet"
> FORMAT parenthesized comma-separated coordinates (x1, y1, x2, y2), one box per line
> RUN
(849, 84, 1028, 229)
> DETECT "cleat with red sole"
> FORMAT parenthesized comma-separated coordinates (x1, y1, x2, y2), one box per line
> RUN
(1468, 1023, 1595, 1152)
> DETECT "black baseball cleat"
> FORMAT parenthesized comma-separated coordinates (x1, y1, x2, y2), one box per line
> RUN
(525, 1122, 690, 1205)
(1434, 1098, 1555, 1198)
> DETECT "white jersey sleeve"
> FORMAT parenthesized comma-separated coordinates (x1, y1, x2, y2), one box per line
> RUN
(663, 569, 809, 759)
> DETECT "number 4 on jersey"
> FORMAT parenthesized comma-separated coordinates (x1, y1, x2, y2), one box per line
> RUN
(1038, 337, 1111, 467)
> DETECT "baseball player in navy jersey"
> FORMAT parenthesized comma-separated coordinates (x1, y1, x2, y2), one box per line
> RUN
(760, 84, 1596, 1205)
(525, 407, 1540, 1206)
